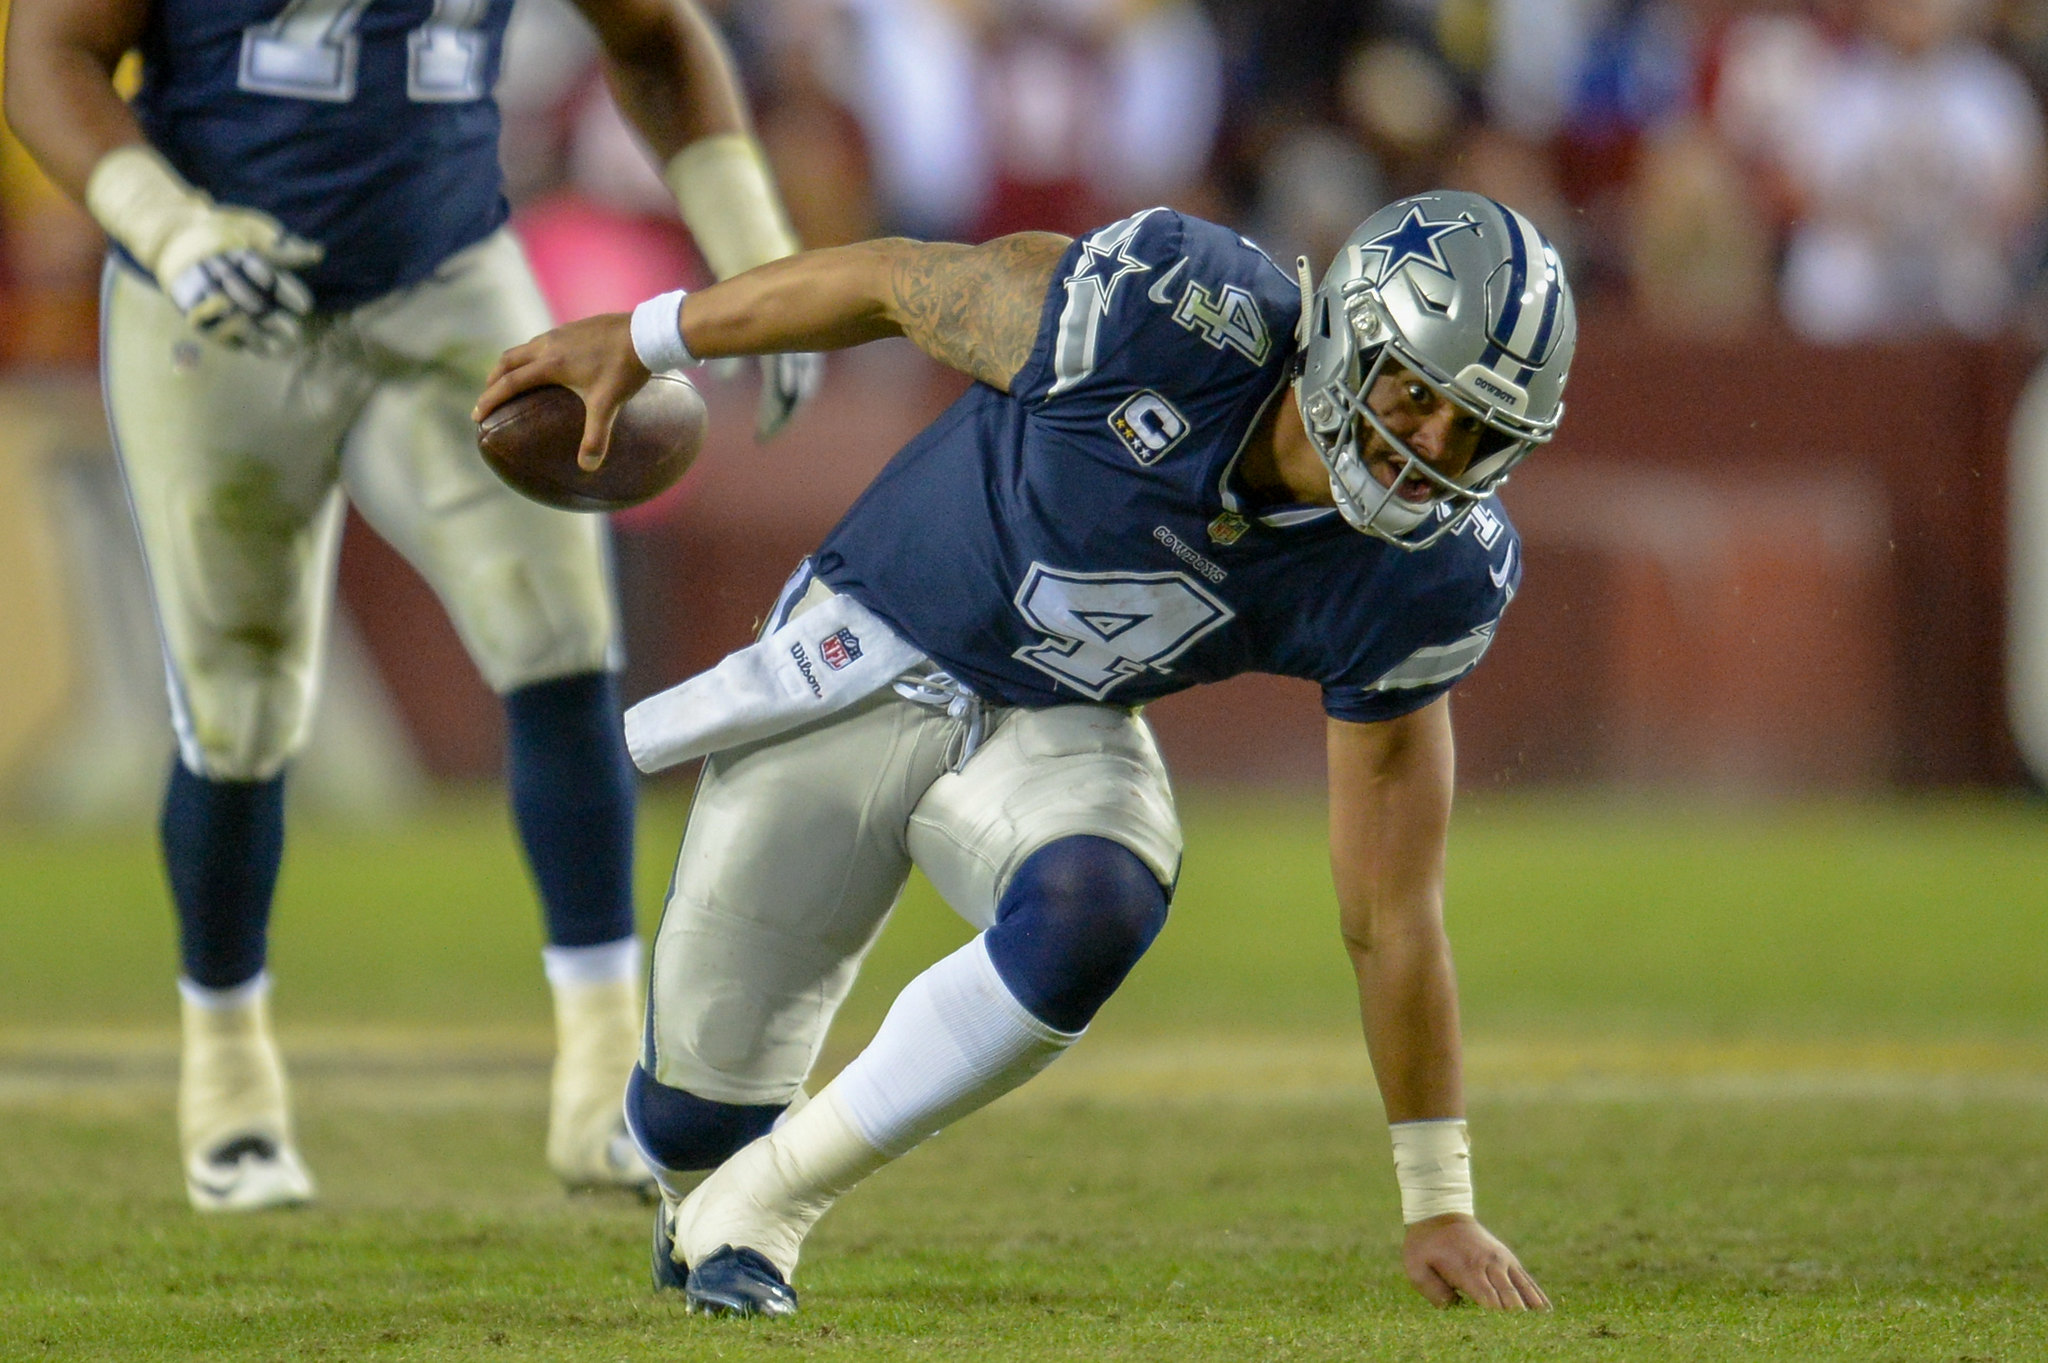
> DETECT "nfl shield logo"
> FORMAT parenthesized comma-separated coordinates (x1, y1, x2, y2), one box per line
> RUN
(1207, 512, 1249, 545)
(820, 627, 863, 670)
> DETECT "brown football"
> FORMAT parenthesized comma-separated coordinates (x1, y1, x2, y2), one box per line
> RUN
(476, 373, 707, 513)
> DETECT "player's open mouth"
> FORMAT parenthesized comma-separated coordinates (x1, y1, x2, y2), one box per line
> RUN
(1365, 454, 1439, 506)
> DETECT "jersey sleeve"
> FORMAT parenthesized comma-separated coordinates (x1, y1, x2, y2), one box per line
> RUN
(1319, 515, 1523, 725)
(1319, 619, 1503, 723)
(1010, 209, 1299, 414)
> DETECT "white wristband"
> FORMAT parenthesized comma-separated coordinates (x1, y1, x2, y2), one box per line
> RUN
(631, 289, 698, 373)
(1390, 1118, 1474, 1224)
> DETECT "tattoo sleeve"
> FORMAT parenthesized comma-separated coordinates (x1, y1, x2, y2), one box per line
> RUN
(886, 233, 1069, 392)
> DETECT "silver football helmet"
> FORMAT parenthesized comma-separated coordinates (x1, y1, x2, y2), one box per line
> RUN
(1293, 190, 1576, 549)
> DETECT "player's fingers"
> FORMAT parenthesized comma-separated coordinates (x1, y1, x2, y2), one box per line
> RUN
(1481, 1261, 1527, 1312)
(271, 268, 314, 318)
(1507, 1262, 1551, 1312)
(1411, 1261, 1460, 1308)
(474, 357, 549, 421)
(578, 389, 622, 471)
(211, 256, 270, 315)
(269, 230, 325, 268)
(486, 337, 560, 389)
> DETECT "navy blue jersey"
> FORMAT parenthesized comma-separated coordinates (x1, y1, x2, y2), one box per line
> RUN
(133, 0, 514, 309)
(814, 210, 1522, 724)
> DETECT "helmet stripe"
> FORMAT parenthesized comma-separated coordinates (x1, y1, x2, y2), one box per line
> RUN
(1516, 245, 1565, 384)
(1481, 198, 1530, 371)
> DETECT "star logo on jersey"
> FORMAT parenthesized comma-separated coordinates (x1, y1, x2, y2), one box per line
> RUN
(1358, 207, 1480, 281)
(1068, 223, 1152, 310)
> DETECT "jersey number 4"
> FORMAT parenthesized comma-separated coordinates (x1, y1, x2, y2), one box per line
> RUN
(1012, 565, 1234, 701)
(240, 0, 491, 105)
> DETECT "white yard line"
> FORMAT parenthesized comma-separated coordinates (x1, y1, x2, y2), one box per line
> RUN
(4, 1028, 2046, 1109)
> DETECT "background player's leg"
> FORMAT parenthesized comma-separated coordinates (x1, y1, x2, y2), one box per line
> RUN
(504, 669, 645, 1184)
(162, 762, 285, 991)
(342, 231, 642, 1190)
(102, 260, 363, 1211)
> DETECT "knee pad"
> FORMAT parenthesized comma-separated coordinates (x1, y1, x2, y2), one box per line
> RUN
(625, 1063, 790, 1173)
(984, 835, 1170, 1033)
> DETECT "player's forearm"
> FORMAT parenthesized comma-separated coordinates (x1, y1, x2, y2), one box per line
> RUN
(589, 0, 748, 158)
(678, 242, 909, 358)
(3, 0, 149, 202)
(1327, 703, 1463, 1121)
(1346, 918, 1466, 1121)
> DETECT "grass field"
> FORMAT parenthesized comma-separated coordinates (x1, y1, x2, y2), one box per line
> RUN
(3, 789, 2046, 1360)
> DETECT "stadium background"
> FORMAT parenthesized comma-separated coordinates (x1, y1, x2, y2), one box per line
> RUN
(2, 4, 2047, 1355)
(4, 0, 2048, 808)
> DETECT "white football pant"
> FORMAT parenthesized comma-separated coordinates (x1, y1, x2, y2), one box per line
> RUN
(100, 228, 619, 781)
(645, 583, 1184, 1108)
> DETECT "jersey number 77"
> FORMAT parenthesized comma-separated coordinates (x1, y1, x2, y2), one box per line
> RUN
(239, 0, 493, 105)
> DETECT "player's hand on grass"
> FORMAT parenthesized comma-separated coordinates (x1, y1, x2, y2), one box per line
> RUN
(756, 351, 823, 440)
(159, 205, 322, 355)
(1402, 1214, 1550, 1311)
(476, 314, 651, 472)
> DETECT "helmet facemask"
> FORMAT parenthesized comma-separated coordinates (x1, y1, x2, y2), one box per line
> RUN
(1294, 274, 1532, 550)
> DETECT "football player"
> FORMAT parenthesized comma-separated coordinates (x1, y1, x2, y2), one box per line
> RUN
(478, 191, 1571, 1313)
(4, 0, 820, 1211)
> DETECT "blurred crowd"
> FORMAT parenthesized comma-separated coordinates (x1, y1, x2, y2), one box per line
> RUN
(4, 0, 2048, 367)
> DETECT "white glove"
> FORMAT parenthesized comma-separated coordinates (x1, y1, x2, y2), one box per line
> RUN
(757, 351, 823, 440)
(87, 145, 324, 355)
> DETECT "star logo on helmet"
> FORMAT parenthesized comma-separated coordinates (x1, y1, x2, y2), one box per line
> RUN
(1358, 207, 1480, 281)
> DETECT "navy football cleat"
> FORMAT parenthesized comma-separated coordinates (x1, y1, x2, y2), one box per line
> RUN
(685, 1245, 799, 1318)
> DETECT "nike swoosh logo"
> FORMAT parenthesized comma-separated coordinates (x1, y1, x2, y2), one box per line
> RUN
(1489, 542, 1516, 589)
(1147, 256, 1190, 305)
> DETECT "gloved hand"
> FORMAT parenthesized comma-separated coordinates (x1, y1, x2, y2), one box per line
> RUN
(86, 145, 324, 355)
(158, 209, 323, 353)
(756, 351, 823, 440)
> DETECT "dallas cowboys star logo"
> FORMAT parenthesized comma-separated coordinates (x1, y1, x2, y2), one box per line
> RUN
(1067, 224, 1151, 309)
(1358, 207, 1480, 280)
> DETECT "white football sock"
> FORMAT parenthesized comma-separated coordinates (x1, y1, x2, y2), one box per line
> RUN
(831, 933, 1080, 1156)
(672, 934, 1080, 1277)
(544, 937, 651, 1187)
(541, 935, 642, 988)
(178, 971, 271, 1011)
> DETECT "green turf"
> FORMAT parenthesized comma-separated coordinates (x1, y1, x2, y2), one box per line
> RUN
(2, 791, 2046, 1360)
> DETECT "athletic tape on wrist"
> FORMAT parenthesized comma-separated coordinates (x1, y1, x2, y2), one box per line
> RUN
(1390, 1118, 1474, 1223)
(664, 133, 800, 280)
(84, 145, 211, 276)
(630, 289, 698, 373)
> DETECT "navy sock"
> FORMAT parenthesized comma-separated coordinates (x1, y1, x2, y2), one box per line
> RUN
(504, 671, 637, 948)
(625, 1063, 788, 1171)
(161, 760, 286, 990)
(983, 836, 1170, 1033)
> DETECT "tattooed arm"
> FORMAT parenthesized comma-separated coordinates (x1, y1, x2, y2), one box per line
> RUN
(477, 233, 1071, 463)
(665, 233, 1070, 393)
